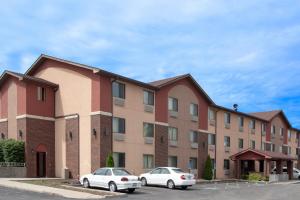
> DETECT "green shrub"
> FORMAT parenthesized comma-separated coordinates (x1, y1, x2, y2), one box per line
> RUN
(248, 172, 267, 182)
(203, 155, 213, 180)
(106, 153, 114, 167)
(0, 140, 5, 162)
(3, 139, 25, 163)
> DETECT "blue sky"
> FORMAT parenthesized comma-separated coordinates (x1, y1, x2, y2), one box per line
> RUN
(1, 0, 300, 128)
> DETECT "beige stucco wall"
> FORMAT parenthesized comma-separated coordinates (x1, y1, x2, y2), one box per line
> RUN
(7, 80, 17, 139)
(113, 81, 155, 175)
(168, 84, 198, 172)
(35, 67, 92, 177)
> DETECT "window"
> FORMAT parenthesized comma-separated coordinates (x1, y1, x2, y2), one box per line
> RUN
(224, 159, 230, 170)
(224, 113, 231, 124)
(168, 127, 178, 141)
(280, 128, 284, 137)
(113, 117, 125, 133)
(168, 156, 177, 167)
(144, 90, 154, 105)
(238, 116, 244, 127)
(288, 130, 292, 140)
(208, 134, 216, 145)
(37, 87, 46, 101)
(143, 154, 154, 169)
(249, 120, 256, 129)
(211, 159, 216, 169)
(262, 123, 266, 135)
(143, 123, 154, 137)
(168, 97, 178, 112)
(251, 140, 255, 149)
(190, 103, 198, 116)
(160, 168, 170, 174)
(271, 125, 276, 135)
(94, 168, 107, 175)
(224, 136, 230, 147)
(112, 82, 125, 99)
(271, 143, 276, 152)
(113, 152, 125, 167)
(190, 131, 198, 143)
(208, 109, 215, 120)
(279, 146, 283, 153)
(238, 138, 244, 149)
(262, 142, 266, 151)
(288, 146, 292, 155)
(189, 157, 197, 169)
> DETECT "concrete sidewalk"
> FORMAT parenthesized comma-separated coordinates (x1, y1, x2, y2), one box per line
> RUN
(0, 178, 119, 199)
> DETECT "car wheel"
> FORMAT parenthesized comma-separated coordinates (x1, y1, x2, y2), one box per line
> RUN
(181, 186, 188, 190)
(167, 180, 175, 189)
(141, 178, 147, 186)
(109, 182, 117, 192)
(128, 188, 135, 193)
(298, 176, 300, 180)
(83, 178, 90, 188)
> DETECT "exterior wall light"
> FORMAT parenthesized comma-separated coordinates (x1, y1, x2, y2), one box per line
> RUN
(92, 128, 97, 137)
(69, 131, 73, 140)
(19, 130, 23, 139)
(1, 133, 5, 140)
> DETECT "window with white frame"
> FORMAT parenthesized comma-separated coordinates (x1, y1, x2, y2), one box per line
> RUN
(261, 123, 266, 135)
(251, 140, 255, 149)
(280, 128, 284, 137)
(190, 131, 198, 143)
(208, 134, 216, 145)
(189, 157, 197, 169)
(190, 103, 198, 117)
(113, 152, 125, 167)
(168, 127, 178, 142)
(224, 113, 231, 124)
(37, 87, 46, 101)
(168, 156, 177, 167)
(143, 123, 154, 138)
(143, 90, 154, 106)
(238, 138, 244, 149)
(224, 159, 230, 170)
(224, 136, 230, 147)
(271, 125, 276, 135)
(271, 143, 276, 152)
(249, 119, 256, 129)
(143, 154, 154, 169)
(208, 108, 216, 120)
(112, 82, 125, 99)
(113, 117, 125, 133)
(288, 130, 292, 140)
(168, 97, 178, 112)
(288, 146, 292, 155)
(238, 116, 244, 128)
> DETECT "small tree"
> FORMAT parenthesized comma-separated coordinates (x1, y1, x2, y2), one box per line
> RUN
(0, 140, 5, 162)
(3, 139, 25, 163)
(203, 155, 213, 180)
(106, 153, 114, 167)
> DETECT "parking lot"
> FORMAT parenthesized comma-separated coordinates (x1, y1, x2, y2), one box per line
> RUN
(1, 182, 300, 200)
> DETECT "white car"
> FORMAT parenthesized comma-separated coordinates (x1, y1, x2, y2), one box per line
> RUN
(80, 168, 141, 193)
(139, 167, 196, 189)
(271, 167, 300, 179)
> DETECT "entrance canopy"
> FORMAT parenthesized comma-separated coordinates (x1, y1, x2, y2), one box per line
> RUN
(230, 148, 297, 161)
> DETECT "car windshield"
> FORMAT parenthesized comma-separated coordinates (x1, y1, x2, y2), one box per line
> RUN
(112, 169, 131, 176)
(172, 168, 184, 173)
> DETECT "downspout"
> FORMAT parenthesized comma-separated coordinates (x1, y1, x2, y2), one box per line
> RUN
(214, 109, 219, 179)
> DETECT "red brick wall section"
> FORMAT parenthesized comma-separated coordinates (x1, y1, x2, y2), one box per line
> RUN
(0, 121, 8, 139)
(20, 118, 55, 178)
(100, 114, 112, 167)
(154, 124, 168, 167)
(198, 132, 208, 178)
(66, 117, 79, 179)
(100, 75, 112, 113)
(91, 114, 101, 172)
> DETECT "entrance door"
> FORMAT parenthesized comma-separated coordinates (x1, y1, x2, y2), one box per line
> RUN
(37, 152, 46, 177)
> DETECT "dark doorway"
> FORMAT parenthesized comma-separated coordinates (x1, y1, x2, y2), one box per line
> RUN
(37, 152, 46, 177)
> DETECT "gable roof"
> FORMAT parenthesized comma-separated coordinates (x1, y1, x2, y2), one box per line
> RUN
(25, 54, 157, 90)
(230, 148, 297, 161)
(249, 110, 292, 127)
(148, 74, 215, 104)
(0, 70, 58, 89)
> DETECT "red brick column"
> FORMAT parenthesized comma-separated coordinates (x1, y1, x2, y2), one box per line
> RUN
(154, 124, 168, 167)
(287, 160, 293, 180)
(66, 117, 79, 179)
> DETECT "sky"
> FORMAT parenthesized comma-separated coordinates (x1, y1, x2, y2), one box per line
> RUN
(0, 0, 300, 128)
